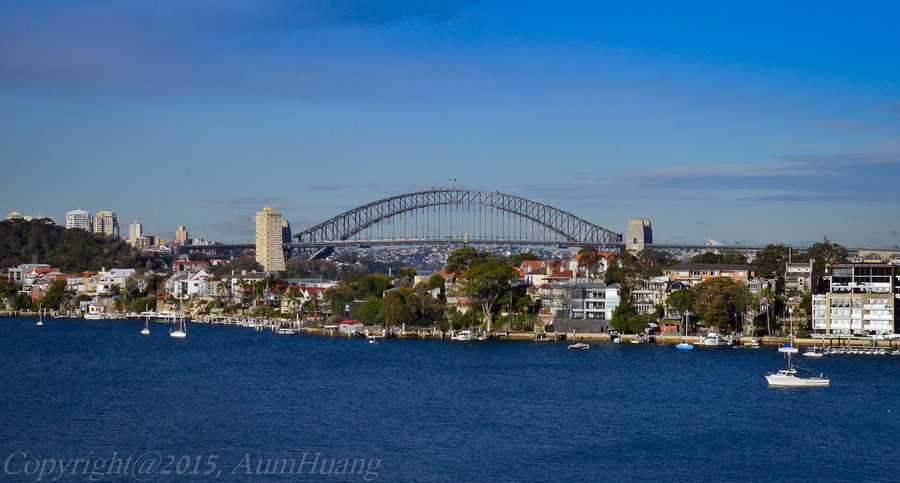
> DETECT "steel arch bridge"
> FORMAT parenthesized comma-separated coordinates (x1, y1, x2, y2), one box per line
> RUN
(292, 189, 621, 257)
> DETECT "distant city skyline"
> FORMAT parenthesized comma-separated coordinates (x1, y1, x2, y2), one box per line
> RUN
(2, 2, 899, 248)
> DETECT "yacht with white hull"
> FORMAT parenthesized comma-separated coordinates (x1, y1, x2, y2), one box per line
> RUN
(766, 353, 829, 387)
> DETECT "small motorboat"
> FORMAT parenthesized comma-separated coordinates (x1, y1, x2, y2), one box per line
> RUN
(568, 342, 590, 350)
(778, 343, 799, 354)
(700, 332, 728, 346)
(765, 368, 830, 387)
(452, 330, 477, 341)
(766, 352, 829, 387)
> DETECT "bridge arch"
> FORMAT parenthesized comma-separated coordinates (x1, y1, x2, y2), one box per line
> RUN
(294, 189, 621, 247)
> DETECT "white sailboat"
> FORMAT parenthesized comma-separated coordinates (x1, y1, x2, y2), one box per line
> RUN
(766, 351, 829, 387)
(169, 314, 186, 338)
(169, 299, 186, 338)
(36, 306, 44, 326)
(778, 307, 799, 353)
(141, 312, 150, 335)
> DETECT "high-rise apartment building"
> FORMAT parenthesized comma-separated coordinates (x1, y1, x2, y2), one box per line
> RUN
(174, 226, 189, 246)
(812, 264, 899, 337)
(92, 211, 119, 237)
(66, 209, 92, 231)
(128, 221, 143, 242)
(256, 206, 285, 272)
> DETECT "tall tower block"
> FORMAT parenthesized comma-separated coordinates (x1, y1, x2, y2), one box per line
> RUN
(256, 206, 285, 272)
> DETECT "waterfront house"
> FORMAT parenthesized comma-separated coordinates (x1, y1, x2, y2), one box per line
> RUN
(337, 319, 364, 335)
(662, 263, 757, 287)
(7, 264, 51, 284)
(97, 268, 136, 295)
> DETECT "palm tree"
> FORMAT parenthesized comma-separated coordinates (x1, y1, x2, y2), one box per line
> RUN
(759, 286, 775, 335)
(285, 286, 301, 317)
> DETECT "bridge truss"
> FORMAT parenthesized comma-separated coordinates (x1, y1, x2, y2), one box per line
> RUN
(293, 189, 621, 256)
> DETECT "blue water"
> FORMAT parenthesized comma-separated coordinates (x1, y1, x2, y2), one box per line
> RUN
(2, 317, 900, 481)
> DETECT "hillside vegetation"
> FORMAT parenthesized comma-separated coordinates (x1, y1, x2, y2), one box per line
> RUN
(0, 218, 167, 272)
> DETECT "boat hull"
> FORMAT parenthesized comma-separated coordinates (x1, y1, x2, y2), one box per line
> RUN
(765, 375, 829, 387)
(765, 370, 829, 387)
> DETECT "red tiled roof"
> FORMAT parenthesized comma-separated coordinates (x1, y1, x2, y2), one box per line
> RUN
(520, 260, 545, 271)
(547, 270, 574, 279)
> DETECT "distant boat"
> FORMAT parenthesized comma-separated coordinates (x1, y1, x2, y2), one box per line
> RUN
(568, 342, 590, 350)
(779, 309, 799, 353)
(36, 308, 44, 326)
(169, 310, 186, 339)
(766, 352, 829, 387)
(744, 338, 761, 349)
(700, 332, 727, 346)
(453, 330, 476, 341)
(802, 348, 823, 358)
(631, 333, 647, 344)
(778, 343, 799, 354)
(141, 312, 150, 335)
(676, 314, 692, 350)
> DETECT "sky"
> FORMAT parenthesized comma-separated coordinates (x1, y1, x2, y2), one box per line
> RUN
(1, 1, 899, 248)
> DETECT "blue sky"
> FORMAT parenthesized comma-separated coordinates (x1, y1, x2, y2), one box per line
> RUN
(2, 1, 899, 248)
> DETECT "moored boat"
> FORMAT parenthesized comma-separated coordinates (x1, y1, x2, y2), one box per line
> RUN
(452, 330, 477, 341)
(766, 351, 829, 387)
(700, 332, 727, 346)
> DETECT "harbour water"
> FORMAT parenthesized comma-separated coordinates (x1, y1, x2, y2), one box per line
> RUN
(2, 317, 900, 481)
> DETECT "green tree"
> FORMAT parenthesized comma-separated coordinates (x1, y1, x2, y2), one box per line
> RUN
(506, 252, 540, 267)
(356, 298, 385, 325)
(808, 239, 848, 279)
(445, 247, 493, 275)
(40, 279, 69, 310)
(188, 251, 208, 261)
(577, 245, 600, 279)
(395, 267, 417, 285)
(384, 290, 412, 328)
(690, 252, 722, 264)
(458, 259, 518, 331)
(690, 249, 748, 265)
(210, 256, 263, 276)
(666, 289, 694, 318)
(610, 300, 634, 333)
(753, 243, 791, 283)
(692, 277, 741, 329)
(428, 273, 446, 292)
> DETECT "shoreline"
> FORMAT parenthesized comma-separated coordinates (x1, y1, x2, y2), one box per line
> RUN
(6, 312, 897, 349)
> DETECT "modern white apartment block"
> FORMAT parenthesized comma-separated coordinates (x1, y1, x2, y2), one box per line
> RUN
(812, 264, 899, 337)
(571, 283, 621, 320)
(255, 206, 285, 272)
(128, 220, 143, 242)
(66, 209, 92, 231)
(92, 211, 119, 237)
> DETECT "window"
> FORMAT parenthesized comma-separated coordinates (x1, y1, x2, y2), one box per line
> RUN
(833, 267, 852, 277)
